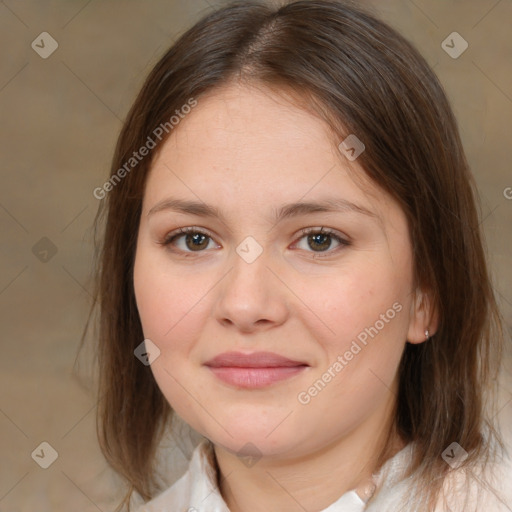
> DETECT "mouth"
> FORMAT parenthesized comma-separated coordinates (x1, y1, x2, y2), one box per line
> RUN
(204, 351, 309, 389)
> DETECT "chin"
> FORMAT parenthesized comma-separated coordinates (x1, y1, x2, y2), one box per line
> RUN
(201, 417, 302, 458)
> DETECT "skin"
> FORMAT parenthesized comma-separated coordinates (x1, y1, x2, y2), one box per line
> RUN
(133, 81, 437, 512)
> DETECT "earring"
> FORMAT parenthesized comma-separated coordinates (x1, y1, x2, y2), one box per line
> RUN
(425, 329, 430, 340)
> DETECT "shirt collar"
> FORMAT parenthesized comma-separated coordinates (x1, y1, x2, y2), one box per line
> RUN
(139, 439, 413, 512)
(185, 440, 412, 512)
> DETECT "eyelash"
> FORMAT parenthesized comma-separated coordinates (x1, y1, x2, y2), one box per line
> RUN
(159, 226, 351, 258)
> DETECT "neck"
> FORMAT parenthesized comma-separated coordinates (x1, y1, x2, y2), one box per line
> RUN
(213, 394, 403, 512)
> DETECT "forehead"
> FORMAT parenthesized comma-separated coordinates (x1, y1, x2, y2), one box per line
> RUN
(143, 82, 403, 234)
(150, 83, 360, 188)
(164, 82, 337, 161)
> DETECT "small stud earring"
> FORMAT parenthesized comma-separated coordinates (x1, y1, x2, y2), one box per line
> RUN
(425, 329, 430, 340)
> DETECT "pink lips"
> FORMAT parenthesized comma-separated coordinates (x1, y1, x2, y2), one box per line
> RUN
(204, 351, 308, 389)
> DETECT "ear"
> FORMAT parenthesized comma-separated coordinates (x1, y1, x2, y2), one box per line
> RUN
(406, 287, 439, 344)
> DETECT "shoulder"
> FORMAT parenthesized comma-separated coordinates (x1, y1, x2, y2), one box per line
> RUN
(434, 451, 512, 512)
(367, 443, 512, 512)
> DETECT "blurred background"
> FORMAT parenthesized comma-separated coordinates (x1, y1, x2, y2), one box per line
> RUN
(1, 0, 511, 510)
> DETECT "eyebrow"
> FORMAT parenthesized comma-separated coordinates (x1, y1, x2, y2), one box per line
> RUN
(147, 197, 379, 223)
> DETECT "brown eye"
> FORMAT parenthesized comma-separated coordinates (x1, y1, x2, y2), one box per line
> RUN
(307, 232, 333, 252)
(162, 228, 218, 253)
(294, 228, 350, 254)
(184, 232, 210, 251)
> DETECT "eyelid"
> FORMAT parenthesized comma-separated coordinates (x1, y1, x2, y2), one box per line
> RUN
(292, 227, 351, 254)
(161, 228, 222, 258)
(161, 226, 219, 245)
(296, 226, 347, 239)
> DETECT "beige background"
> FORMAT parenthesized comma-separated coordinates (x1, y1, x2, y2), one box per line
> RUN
(0, 1, 511, 511)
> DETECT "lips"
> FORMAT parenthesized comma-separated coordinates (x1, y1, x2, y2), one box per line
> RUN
(204, 351, 309, 388)
(205, 351, 307, 368)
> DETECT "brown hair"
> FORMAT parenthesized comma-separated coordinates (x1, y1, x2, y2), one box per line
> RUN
(80, 0, 504, 510)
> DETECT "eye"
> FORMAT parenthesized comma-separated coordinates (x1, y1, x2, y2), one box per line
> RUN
(293, 227, 350, 254)
(159, 226, 350, 256)
(160, 227, 219, 253)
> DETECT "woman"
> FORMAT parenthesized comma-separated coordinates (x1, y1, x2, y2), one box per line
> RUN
(87, 1, 509, 510)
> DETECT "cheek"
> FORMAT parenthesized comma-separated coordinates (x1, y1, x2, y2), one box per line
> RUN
(315, 261, 410, 348)
(297, 275, 407, 424)
(133, 249, 210, 350)
(133, 250, 214, 430)
(305, 259, 411, 404)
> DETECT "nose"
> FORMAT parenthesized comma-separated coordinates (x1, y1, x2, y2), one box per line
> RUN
(213, 248, 289, 333)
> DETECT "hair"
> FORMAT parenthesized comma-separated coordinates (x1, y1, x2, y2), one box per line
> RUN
(79, 0, 505, 510)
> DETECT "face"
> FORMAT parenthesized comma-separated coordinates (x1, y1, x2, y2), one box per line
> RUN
(133, 82, 422, 460)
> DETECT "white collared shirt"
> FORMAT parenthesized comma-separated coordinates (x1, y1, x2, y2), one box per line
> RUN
(134, 439, 512, 512)
(135, 440, 409, 512)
